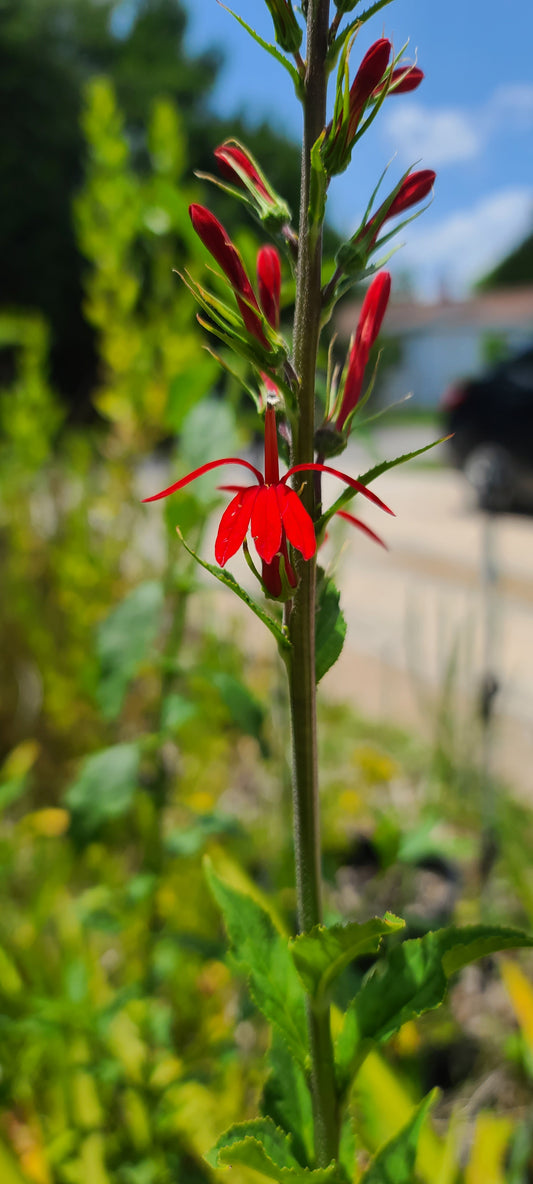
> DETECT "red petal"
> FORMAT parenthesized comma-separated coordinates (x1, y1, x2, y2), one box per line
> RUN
(277, 485, 316, 560)
(284, 463, 394, 515)
(336, 510, 388, 549)
(142, 457, 263, 503)
(215, 487, 259, 566)
(251, 484, 282, 563)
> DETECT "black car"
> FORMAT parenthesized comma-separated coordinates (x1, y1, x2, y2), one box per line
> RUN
(442, 345, 533, 511)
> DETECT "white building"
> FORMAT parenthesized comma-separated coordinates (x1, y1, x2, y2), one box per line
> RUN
(335, 287, 533, 408)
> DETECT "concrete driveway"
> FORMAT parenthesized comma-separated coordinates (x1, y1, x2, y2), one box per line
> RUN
(320, 436, 533, 795)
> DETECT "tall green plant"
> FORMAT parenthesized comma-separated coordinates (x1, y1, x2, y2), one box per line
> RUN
(140, 2, 533, 1179)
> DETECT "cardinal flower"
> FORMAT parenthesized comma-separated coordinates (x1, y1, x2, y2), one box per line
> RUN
(372, 64, 424, 98)
(257, 245, 281, 329)
(189, 204, 269, 347)
(143, 405, 393, 597)
(364, 169, 436, 247)
(214, 143, 273, 203)
(335, 271, 391, 432)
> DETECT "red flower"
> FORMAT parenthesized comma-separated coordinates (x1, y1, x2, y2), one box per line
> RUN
(373, 64, 424, 98)
(189, 204, 268, 347)
(257, 246, 281, 329)
(347, 39, 391, 139)
(336, 272, 391, 431)
(366, 170, 436, 245)
(323, 39, 391, 173)
(214, 143, 272, 203)
(143, 405, 393, 597)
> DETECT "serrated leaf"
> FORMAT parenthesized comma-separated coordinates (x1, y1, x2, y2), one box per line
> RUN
(289, 916, 405, 1009)
(97, 581, 164, 720)
(315, 571, 346, 683)
(262, 1030, 314, 1167)
(359, 1090, 438, 1183)
(336, 924, 533, 1090)
(65, 743, 140, 836)
(207, 1117, 299, 1171)
(177, 530, 291, 652)
(209, 1118, 346, 1180)
(219, 4, 302, 97)
(205, 861, 308, 1065)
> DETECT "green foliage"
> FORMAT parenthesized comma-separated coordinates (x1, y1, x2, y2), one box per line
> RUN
(205, 860, 308, 1065)
(336, 925, 533, 1091)
(263, 1032, 315, 1167)
(65, 742, 141, 835)
(208, 1117, 346, 1180)
(289, 915, 404, 1008)
(97, 581, 165, 721)
(315, 571, 347, 683)
(358, 1090, 437, 1183)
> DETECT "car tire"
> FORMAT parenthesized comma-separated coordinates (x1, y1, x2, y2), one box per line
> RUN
(463, 443, 516, 512)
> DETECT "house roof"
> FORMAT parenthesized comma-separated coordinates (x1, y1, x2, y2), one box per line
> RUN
(335, 285, 533, 339)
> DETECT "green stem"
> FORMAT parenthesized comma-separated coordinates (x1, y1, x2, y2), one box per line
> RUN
(286, 0, 339, 1167)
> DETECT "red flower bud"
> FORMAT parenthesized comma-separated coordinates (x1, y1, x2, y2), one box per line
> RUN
(363, 169, 436, 247)
(373, 64, 424, 98)
(383, 169, 436, 219)
(336, 271, 391, 432)
(214, 144, 272, 203)
(257, 246, 281, 330)
(348, 38, 391, 138)
(189, 204, 268, 347)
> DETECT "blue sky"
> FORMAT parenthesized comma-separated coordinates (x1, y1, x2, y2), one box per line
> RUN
(183, 0, 533, 298)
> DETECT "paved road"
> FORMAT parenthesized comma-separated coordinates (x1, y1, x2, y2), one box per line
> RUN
(320, 438, 533, 795)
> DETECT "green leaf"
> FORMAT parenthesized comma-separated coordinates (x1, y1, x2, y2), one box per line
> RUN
(336, 925, 533, 1090)
(211, 672, 265, 742)
(219, 5, 303, 97)
(206, 1117, 299, 1171)
(318, 438, 448, 531)
(179, 397, 239, 473)
(359, 1090, 438, 1183)
(65, 743, 140, 836)
(315, 571, 346, 683)
(177, 530, 291, 652)
(0, 1135, 37, 1183)
(289, 916, 405, 1009)
(97, 581, 164, 720)
(262, 1031, 314, 1167)
(160, 693, 197, 733)
(326, 0, 394, 71)
(165, 812, 241, 856)
(204, 861, 308, 1066)
(208, 1117, 346, 1180)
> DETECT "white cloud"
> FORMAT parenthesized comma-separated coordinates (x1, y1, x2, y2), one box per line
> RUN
(383, 104, 481, 166)
(487, 83, 533, 130)
(396, 188, 533, 296)
(382, 82, 533, 167)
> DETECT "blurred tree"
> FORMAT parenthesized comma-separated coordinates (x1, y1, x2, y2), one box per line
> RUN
(0, 0, 303, 409)
(477, 227, 533, 290)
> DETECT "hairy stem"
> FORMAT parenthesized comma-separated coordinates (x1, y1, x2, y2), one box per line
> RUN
(286, 0, 339, 1167)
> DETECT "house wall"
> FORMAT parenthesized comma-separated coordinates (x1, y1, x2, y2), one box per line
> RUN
(380, 324, 533, 408)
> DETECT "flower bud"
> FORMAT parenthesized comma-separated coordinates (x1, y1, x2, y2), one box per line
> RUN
(212, 140, 292, 230)
(264, 0, 302, 54)
(336, 272, 391, 432)
(189, 204, 268, 346)
(323, 39, 391, 175)
(257, 246, 281, 330)
(373, 65, 424, 98)
(214, 144, 272, 203)
(376, 169, 436, 224)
